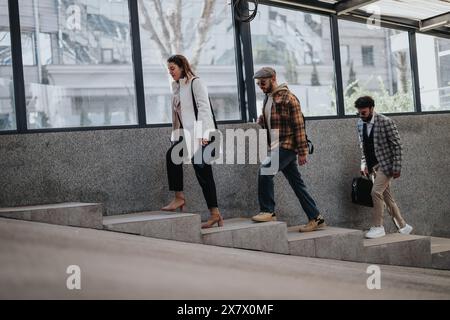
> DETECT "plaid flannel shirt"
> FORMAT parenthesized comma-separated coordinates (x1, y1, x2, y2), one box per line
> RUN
(357, 113, 403, 176)
(262, 87, 308, 157)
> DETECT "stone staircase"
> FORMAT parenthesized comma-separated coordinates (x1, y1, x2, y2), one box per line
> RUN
(103, 211, 201, 243)
(0, 202, 449, 270)
(287, 226, 364, 262)
(201, 218, 289, 254)
(0, 202, 103, 229)
(363, 233, 431, 268)
(430, 236, 450, 270)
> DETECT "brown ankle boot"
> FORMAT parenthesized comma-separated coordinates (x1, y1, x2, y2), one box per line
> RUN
(161, 197, 185, 212)
(201, 213, 224, 229)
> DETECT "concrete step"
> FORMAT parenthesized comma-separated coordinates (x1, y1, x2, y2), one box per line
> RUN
(201, 218, 289, 254)
(430, 237, 450, 270)
(364, 233, 431, 268)
(0, 202, 103, 229)
(103, 211, 201, 243)
(287, 226, 364, 262)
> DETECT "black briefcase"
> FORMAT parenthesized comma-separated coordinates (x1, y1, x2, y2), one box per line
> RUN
(351, 176, 374, 207)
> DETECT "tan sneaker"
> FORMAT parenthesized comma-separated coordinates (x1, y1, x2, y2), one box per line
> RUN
(299, 215, 326, 232)
(252, 212, 277, 222)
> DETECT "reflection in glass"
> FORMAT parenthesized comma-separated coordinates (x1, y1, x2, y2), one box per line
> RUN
(19, 0, 137, 129)
(251, 5, 337, 117)
(138, 0, 240, 124)
(339, 20, 414, 114)
(417, 34, 450, 111)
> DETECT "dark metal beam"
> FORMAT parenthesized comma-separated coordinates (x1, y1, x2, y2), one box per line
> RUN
(420, 28, 450, 40)
(241, 24, 258, 122)
(345, 9, 420, 30)
(128, 0, 147, 126)
(8, 0, 27, 132)
(408, 31, 422, 113)
(330, 15, 345, 117)
(233, 0, 257, 122)
(420, 12, 450, 32)
(257, 1, 450, 36)
(232, 0, 248, 122)
(256, 0, 335, 14)
(335, 0, 378, 16)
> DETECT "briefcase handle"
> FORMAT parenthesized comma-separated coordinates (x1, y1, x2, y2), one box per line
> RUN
(361, 172, 374, 183)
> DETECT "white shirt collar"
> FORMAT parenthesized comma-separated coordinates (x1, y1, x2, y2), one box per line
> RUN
(370, 112, 376, 125)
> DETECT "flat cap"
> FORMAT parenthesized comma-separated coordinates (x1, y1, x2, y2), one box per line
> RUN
(253, 67, 276, 79)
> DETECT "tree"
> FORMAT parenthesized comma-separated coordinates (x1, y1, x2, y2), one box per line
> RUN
(285, 51, 298, 84)
(311, 62, 320, 86)
(138, 0, 219, 68)
(346, 60, 358, 96)
(393, 51, 409, 94)
(388, 29, 409, 95)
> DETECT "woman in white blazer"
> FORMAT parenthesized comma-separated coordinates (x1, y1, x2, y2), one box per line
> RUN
(161, 54, 223, 228)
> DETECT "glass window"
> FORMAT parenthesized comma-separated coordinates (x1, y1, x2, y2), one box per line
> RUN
(0, 0, 15, 131)
(138, 0, 240, 124)
(417, 34, 450, 111)
(339, 20, 414, 114)
(250, 5, 337, 117)
(362, 46, 374, 66)
(19, 0, 137, 129)
(340, 44, 350, 66)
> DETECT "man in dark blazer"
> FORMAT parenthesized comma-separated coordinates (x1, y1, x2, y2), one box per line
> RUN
(355, 96, 413, 239)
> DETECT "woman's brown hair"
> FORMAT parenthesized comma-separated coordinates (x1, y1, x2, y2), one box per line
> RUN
(167, 54, 196, 84)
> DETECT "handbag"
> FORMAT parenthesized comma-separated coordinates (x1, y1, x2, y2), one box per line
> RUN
(351, 176, 374, 207)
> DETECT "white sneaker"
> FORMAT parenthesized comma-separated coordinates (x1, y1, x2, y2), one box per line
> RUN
(398, 223, 413, 235)
(365, 226, 386, 239)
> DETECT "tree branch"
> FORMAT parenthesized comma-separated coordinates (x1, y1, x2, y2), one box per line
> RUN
(191, 0, 217, 68)
(152, 0, 173, 54)
(138, 0, 170, 58)
(168, 0, 183, 53)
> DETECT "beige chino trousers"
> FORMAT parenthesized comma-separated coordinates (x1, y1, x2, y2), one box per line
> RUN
(371, 166, 406, 228)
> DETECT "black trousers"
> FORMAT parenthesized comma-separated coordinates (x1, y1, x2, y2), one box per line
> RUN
(166, 140, 218, 208)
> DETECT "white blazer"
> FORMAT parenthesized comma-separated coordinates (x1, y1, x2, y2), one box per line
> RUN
(171, 77, 216, 155)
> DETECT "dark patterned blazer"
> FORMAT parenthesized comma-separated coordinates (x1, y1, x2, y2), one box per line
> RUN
(357, 112, 403, 176)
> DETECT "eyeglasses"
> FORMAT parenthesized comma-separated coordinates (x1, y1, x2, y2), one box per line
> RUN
(256, 79, 269, 86)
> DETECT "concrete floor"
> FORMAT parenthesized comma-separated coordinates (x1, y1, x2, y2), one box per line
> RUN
(0, 217, 449, 300)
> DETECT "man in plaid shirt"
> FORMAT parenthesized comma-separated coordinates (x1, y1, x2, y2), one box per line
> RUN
(355, 96, 413, 239)
(251, 67, 325, 233)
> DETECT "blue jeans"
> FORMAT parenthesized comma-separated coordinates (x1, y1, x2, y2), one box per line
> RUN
(258, 147, 320, 220)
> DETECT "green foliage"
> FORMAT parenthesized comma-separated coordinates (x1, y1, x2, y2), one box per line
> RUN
(343, 76, 414, 114)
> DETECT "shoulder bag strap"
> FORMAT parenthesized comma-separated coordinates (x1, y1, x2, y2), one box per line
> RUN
(176, 111, 183, 129)
(292, 95, 314, 154)
(191, 77, 218, 129)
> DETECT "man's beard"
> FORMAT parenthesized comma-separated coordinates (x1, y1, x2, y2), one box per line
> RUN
(265, 82, 274, 93)
(361, 113, 373, 122)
